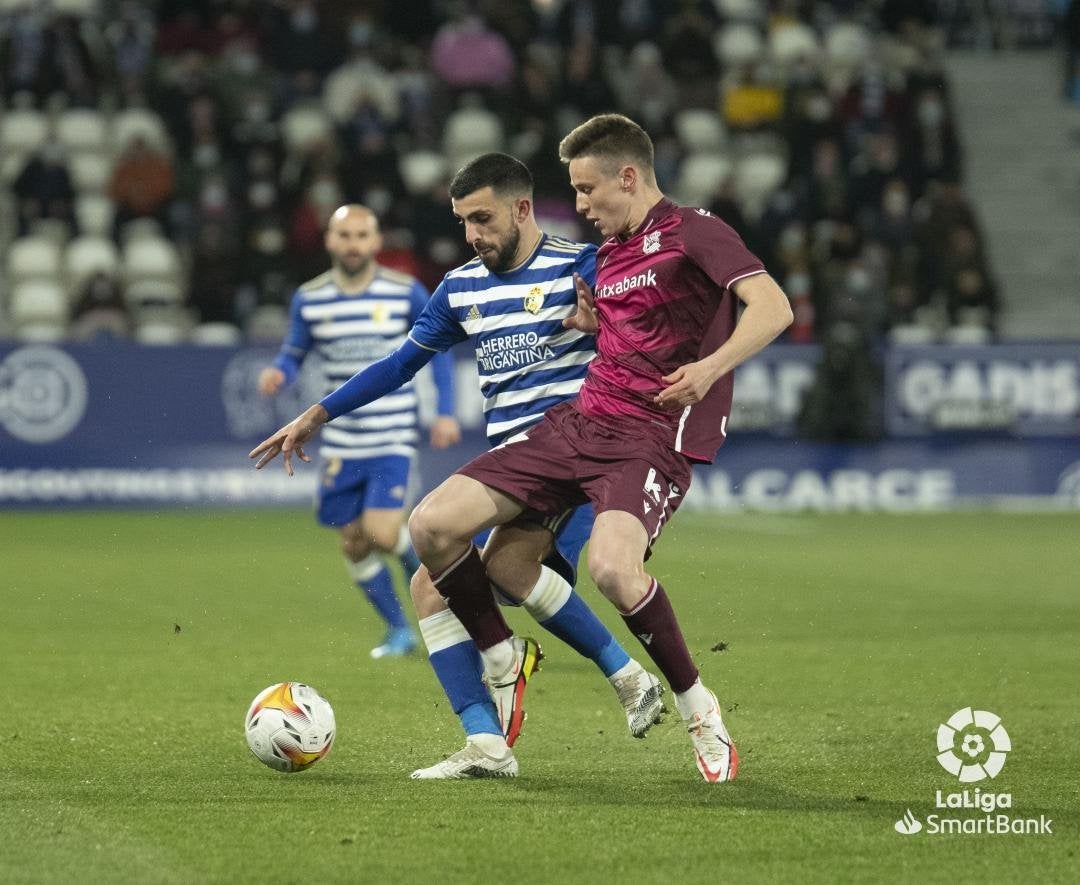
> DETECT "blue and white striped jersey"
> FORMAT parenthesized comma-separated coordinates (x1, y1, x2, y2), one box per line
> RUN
(410, 234, 597, 445)
(274, 266, 431, 460)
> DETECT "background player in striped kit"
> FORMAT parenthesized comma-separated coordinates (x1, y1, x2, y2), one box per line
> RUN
(252, 155, 665, 779)
(257, 205, 460, 659)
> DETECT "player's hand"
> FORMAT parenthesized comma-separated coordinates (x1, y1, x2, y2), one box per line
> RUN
(249, 404, 329, 475)
(257, 367, 285, 396)
(429, 416, 461, 449)
(654, 361, 721, 411)
(562, 273, 599, 334)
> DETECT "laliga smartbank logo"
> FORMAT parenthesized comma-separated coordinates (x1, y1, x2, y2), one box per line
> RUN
(893, 708, 1053, 837)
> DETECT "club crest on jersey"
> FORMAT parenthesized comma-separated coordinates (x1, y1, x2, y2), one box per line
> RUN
(524, 286, 544, 315)
(643, 230, 662, 255)
(371, 302, 389, 323)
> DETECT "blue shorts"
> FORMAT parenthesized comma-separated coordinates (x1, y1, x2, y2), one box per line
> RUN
(475, 502, 594, 590)
(316, 455, 413, 527)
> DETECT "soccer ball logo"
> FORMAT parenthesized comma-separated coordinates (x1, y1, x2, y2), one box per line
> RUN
(936, 707, 1010, 782)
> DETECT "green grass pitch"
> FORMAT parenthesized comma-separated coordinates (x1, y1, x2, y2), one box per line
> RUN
(2, 510, 1078, 883)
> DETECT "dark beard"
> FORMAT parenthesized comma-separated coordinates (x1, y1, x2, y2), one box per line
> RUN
(480, 225, 521, 273)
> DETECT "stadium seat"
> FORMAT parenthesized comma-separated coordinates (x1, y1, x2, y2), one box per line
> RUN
(442, 106, 504, 158)
(136, 320, 188, 345)
(1, 151, 28, 185)
(714, 0, 764, 23)
(714, 24, 764, 68)
(673, 109, 727, 153)
(56, 108, 109, 153)
(945, 325, 992, 345)
(281, 104, 333, 154)
(888, 324, 937, 345)
(119, 217, 165, 245)
(9, 279, 68, 327)
(244, 304, 289, 344)
(112, 108, 171, 154)
(733, 152, 788, 217)
(825, 22, 872, 67)
(674, 153, 733, 207)
(6, 237, 62, 281)
(769, 21, 820, 67)
(50, 0, 99, 15)
(65, 236, 120, 287)
(29, 218, 73, 246)
(0, 109, 49, 155)
(122, 237, 182, 284)
(190, 322, 243, 346)
(124, 278, 184, 308)
(68, 151, 113, 193)
(75, 194, 115, 236)
(398, 150, 448, 196)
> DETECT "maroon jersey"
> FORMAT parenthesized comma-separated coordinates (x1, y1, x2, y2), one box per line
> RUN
(576, 199, 765, 463)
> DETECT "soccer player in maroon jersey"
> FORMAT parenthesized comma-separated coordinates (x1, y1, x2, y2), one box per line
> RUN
(276, 114, 792, 782)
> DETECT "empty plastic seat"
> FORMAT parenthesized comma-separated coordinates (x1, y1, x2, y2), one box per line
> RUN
(714, 24, 764, 67)
(56, 108, 109, 153)
(442, 106, 503, 158)
(136, 320, 187, 345)
(675, 153, 733, 206)
(244, 304, 289, 344)
(50, 0, 99, 14)
(733, 152, 787, 215)
(124, 278, 184, 307)
(398, 150, 448, 196)
(122, 237, 182, 283)
(0, 109, 48, 154)
(190, 322, 243, 346)
(119, 217, 164, 245)
(714, 0, 764, 23)
(69, 151, 113, 192)
(75, 194, 115, 236)
(112, 108, 170, 154)
(888, 324, 937, 345)
(9, 279, 69, 326)
(281, 104, 333, 153)
(65, 236, 120, 286)
(769, 21, 820, 66)
(7, 237, 62, 281)
(825, 22, 872, 67)
(673, 109, 727, 153)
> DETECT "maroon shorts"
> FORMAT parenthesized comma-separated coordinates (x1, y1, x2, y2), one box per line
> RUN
(457, 401, 693, 548)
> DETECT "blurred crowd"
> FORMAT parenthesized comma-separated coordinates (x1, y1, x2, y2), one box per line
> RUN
(0, 0, 1061, 367)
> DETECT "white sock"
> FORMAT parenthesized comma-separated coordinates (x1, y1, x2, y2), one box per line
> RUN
(345, 553, 383, 583)
(417, 608, 470, 654)
(608, 658, 643, 684)
(521, 566, 572, 621)
(393, 524, 412, 557)
(468, 732, 509, 754)
(674, 678, 717, 721)
(480, 638, 515, 680)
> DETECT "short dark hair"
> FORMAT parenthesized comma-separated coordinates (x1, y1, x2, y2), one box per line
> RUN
(558, 114, 655, 174)
(449, 153, 534, 200)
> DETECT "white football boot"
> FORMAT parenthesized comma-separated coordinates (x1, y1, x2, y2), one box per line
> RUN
(609, 661, 667, 738)
(685, 691, 739, 783)
(410, 738, 519, 780)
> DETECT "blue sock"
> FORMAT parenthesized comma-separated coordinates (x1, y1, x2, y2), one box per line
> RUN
(350, 559, 409, 629)
(394, 525, 422, 580)
(399, 546, 422, 580)
(420, 610, 502, 737)
(525, 566, 631, 678)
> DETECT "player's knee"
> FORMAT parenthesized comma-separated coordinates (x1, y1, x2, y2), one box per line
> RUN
(341, 533, 373, 562)
(409, 567, 447, 619)
(408, 500, 452, 558)
(365, 523, 399, 554)
(587, 549, 636, 599)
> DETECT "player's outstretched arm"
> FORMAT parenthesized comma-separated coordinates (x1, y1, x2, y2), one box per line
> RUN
(655, 273, 793, 410)
(562, 272, 599, 334)
(249, 404, 328, 475)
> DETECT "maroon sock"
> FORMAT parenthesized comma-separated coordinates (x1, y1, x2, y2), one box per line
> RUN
(622, 579, 699, 693)
(431, 545, 512, 651)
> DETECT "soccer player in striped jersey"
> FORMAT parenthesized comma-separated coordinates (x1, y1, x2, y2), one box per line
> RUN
(252, 155, 665, 779)
(257, 204, 460, 660)
(400, 116, 790, 782)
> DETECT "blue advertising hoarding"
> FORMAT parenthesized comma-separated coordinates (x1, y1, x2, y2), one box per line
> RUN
(1, 342, 1078, 510)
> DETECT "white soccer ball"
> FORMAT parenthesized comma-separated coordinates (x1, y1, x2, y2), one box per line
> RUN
(244, 682, 336, 773)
